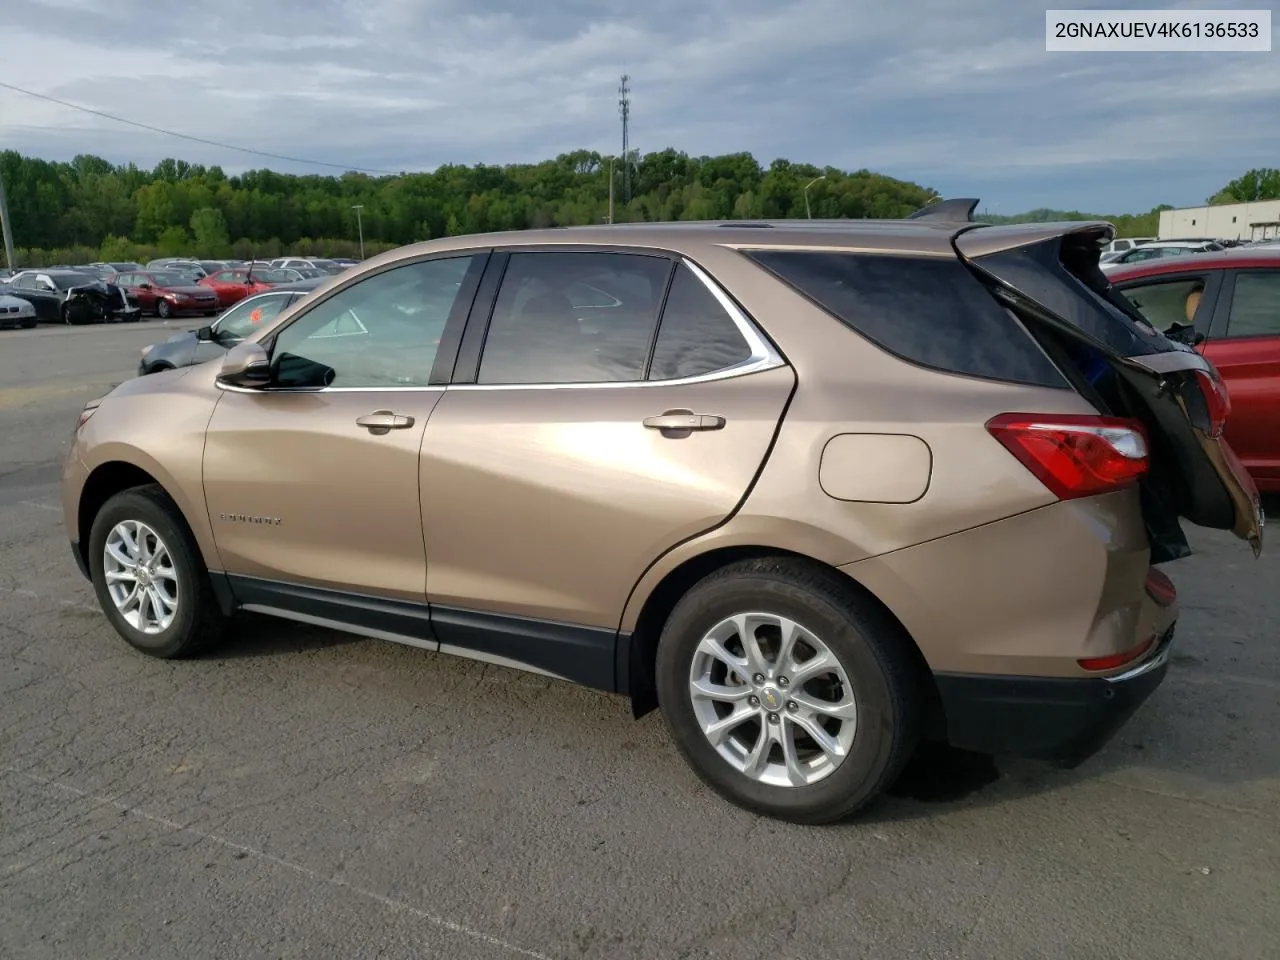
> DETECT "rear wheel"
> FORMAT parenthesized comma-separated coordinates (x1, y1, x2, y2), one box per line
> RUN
(655, 558, 921, 823)
(88, 485, 225, 658)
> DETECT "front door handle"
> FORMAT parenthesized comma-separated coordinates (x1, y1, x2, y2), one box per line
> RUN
(642, 409, 726, 435)
(356, 410, 415, 435)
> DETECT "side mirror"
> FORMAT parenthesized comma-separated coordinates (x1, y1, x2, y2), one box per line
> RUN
(216, 341, 271, 388)
(195, 324, 215, 342)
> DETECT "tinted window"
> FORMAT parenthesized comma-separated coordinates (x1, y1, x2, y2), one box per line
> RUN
(50, 274, 86, 290)
(272, 255, 476, 388)
(1227, 271, 1280, 338)
(648, 264, 752, 380)
(477, 251, 670, 385)
(747, 250, 1066, 386)
(1119, 277, 1207, 333)
(216, 294, 293, 340)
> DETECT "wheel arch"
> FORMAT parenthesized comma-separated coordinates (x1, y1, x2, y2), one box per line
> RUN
(76, 451, 218, 574)
(623, 544, 944, 739)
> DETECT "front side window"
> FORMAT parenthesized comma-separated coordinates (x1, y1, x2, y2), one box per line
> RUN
(271, 255, 478, 388)
(1226, 271, 1280, 338)
(1118, 277, 1208, 334)
(477, 252, 670, 385)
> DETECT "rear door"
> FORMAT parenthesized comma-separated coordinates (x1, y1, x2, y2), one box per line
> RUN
(419, 249, 794, 686)
(1202, 268, 1280, 488)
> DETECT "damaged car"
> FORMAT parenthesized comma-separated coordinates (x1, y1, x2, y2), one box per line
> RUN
(6, 269, 141, 324)
(63, 202, 1262, 823)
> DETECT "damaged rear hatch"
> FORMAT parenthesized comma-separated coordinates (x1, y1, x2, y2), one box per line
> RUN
(954, 221, 1263, 560)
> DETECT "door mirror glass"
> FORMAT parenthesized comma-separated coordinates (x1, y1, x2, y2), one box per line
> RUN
(216, 341, 272, 387)
(196, 324, 215, 342)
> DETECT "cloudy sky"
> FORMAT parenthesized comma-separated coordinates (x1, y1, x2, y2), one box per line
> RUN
(2, 0, 1276, 213)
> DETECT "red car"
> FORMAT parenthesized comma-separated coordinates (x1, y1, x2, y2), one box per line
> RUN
(1110, 247, 1280, 492)
(198, 267, 282, 308)
(111, 269, 221, 319)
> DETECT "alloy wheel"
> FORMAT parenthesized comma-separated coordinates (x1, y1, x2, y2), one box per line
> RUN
(103, 520, 179, 634)
(688, 612, 857, 787)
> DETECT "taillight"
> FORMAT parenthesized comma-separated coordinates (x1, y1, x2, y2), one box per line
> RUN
(1193, 368, 1231, 438)
(986, 413, 1149, 500)
(1078, 634, 1155, 672)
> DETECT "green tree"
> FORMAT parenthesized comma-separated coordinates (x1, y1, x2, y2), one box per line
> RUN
(156, 225, 190, 256)
(189, 207, 230, 255)
(1209, 168, 1280, 204)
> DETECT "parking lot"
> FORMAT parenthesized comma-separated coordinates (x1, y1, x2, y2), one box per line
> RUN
(1, 322, 1278, 959)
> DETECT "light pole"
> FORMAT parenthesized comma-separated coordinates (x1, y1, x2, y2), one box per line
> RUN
(0, 161, 15, 272)
(607, 157, 615, 224)
(803, 175, 826, 219)
(351, 204, 365, 259)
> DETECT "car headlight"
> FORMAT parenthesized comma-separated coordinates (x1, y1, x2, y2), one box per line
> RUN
(141, 344, 154, 357)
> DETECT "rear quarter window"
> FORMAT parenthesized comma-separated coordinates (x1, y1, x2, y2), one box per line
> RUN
(744, 250, 1067, 387)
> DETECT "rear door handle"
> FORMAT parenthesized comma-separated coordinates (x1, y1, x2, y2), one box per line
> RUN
(356, 410, 415, 435)
(642, 409, 726, 433)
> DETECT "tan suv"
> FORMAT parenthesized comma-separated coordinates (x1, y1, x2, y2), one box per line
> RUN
(62, 201, 1263, 823)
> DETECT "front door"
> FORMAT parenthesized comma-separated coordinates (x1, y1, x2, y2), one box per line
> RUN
(1202, 268, 1280, 488)
(420, 250, 794, 684)
(202, 252, 489, 606)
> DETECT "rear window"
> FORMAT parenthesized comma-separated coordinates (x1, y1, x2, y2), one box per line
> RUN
(744, 250, 1066, 387)
(969, 237, 1171, 358)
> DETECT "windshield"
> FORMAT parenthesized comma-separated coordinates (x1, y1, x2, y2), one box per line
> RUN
(51, 273, 94, 290)
(148, 272, 190, 286)
(258, 269, 296, 284)
(214, 293, 292, 340)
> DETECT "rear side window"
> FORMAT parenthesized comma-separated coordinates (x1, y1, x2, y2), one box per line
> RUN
(1226, 271, 1280, 338)
(477, 252, 670, 385)
(745, 251, 1066, 387)
(648, 264, 753, 380)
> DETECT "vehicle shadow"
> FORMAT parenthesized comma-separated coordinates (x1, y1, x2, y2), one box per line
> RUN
(205, 612, 361, 659)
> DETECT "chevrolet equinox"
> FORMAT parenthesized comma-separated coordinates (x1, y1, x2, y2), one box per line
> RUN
(63, 200, 1263, 823)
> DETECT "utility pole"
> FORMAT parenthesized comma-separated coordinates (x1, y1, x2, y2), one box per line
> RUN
(607, 157, 614, 224)
(618, 75, 631, 205)
(0, 160, 15, 272)
(351, 204, 365, 259)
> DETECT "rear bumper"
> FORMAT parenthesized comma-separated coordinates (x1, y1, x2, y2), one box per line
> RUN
(933, 624, 1175, 765)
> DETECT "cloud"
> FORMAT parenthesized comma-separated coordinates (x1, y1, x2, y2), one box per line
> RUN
(1, 0, 1275, 212)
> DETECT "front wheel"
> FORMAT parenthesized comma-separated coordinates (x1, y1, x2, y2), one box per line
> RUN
(156, 299, 171, 319)
(655, 558, 922, 824)
(88, 485, 225, 658)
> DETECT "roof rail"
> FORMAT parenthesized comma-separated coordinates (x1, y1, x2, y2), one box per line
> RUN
(906, 198, 980, 223)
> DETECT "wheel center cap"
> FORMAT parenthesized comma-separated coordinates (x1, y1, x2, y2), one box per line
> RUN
(136, 568, 151, 586)
(759, 685, 783, 712)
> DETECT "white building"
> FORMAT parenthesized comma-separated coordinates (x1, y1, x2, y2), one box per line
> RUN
(1158, 200, 1280, 242)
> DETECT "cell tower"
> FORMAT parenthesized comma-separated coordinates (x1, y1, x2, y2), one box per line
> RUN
(618, 74, 631, 204)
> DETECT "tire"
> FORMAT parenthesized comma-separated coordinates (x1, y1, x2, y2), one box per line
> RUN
(655, 558, 921, 824)
(87, 484, 225, 659)
(156, 299, 171, 319)
(21, 319, 37, 329)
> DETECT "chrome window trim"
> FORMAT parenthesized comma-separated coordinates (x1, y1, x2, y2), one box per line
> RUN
(215, 253, 787, 395)
(455, 255, 785, 392)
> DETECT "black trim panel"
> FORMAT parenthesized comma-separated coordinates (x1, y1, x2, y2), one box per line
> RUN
(218, 574, 620, 692)
(933, 626, 1173, 765)
(432, 604, 617, 693)
(226, 574, 435, 643)
(451, 251, 510, 384)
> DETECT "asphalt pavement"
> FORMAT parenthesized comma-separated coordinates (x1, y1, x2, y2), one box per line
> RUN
(1, 322, 1277, 960)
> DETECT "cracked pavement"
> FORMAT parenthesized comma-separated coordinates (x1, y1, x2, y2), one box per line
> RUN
(1, 322, 1278, 959)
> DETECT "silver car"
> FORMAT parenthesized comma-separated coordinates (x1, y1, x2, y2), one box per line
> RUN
(0, 292, 39, 329)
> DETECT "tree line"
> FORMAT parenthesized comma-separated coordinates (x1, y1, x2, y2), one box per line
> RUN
(1, 148, 1274, 269)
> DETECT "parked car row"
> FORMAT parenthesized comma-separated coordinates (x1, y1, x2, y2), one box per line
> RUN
(0, 256, 359, 326)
